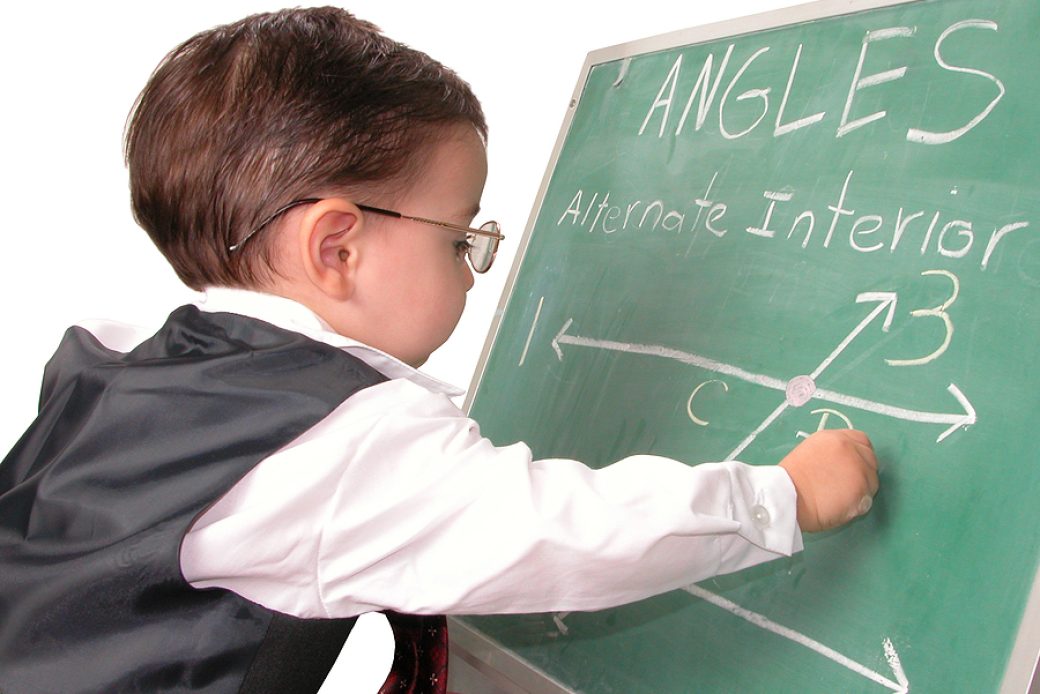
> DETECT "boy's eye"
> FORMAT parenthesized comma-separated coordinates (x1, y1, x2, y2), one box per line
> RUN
(454, 237, 474, 257)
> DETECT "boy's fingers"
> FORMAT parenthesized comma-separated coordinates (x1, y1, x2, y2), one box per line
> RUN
(857, 495, 874, 514)
(843, 429, 870, 446)
(851, 439, 878, 469)
(859, 461, 879, 495)
(855, 439, 877, 458)
(846, 494, 874, 522)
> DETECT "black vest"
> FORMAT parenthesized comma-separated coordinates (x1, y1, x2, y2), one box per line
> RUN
(0, 306, 387, 693)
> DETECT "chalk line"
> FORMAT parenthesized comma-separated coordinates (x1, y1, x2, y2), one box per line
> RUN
(685, 584, 909, 692)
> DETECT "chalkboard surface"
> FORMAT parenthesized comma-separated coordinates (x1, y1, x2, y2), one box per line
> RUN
(458, 0, 1040, 692)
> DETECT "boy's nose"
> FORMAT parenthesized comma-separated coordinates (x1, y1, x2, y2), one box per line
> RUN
(463, 263, 475, 291)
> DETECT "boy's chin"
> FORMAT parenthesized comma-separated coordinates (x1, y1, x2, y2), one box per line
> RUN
(401, 350, 431, 369)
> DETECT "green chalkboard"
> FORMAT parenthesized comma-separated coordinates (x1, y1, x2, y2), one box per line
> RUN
(457, 0, 1040, 692)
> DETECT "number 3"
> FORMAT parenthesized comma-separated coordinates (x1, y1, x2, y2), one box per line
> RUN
(886, 269, 960, 367)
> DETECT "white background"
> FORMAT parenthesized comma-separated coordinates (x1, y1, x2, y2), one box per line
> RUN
(1, 0, 799, 454)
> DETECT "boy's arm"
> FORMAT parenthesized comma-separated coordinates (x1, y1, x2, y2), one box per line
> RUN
(181, 379, 874, 619)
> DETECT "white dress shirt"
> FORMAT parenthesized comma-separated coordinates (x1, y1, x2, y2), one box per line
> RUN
(86, 287, 804, 619)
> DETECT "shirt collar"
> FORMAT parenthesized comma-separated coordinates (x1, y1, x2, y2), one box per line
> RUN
(195, 287, 464, 397)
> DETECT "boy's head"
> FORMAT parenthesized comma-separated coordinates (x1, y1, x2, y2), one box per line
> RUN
(125, 6, 487, 291)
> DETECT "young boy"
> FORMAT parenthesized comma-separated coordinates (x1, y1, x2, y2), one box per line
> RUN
(0, 7, 878, 693)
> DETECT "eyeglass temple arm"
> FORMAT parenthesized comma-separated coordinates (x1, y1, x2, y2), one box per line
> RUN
(357, 204, 504, 240)
(229, 198, 322, 252)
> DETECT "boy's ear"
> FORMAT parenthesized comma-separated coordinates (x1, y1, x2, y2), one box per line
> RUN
(297, 198, 365, 300)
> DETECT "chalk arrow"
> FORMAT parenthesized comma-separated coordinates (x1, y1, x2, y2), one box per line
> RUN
(551, 310, 975, 443)
(552, 318, 789, 392)
(810, 292, 898, 379)
(727, 291, 900, 458)
(685, 584, 910, 693)
(550, 318, 573, 362)
(813, 382, 975, 442)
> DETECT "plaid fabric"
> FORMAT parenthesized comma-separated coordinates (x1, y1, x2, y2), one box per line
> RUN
(378, 613, 449, 694)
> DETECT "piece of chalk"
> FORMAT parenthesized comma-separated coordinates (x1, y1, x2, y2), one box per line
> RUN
(857, 495, 874, 515)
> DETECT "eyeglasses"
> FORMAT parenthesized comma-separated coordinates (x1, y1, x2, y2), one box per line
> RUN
(229, 198, 504, 273)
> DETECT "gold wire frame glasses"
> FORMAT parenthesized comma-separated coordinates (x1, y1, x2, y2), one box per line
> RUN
(229, 198, 504, 273)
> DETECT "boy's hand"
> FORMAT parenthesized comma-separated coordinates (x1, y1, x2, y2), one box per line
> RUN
(778, 429, 879, 533)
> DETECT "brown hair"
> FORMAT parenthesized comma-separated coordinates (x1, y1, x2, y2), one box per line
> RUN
(125, 7, 487, 289)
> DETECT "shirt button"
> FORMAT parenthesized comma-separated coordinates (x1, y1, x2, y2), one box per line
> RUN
(751, 504, 771, 528)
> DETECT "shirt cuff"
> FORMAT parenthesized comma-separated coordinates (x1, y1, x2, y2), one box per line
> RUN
(717, 463, 804, 574)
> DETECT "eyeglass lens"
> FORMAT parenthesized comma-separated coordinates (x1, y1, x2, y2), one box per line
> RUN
(469, 221, 500, 273)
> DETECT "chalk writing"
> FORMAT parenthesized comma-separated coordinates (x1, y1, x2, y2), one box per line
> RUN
(797, 409, 855, 439)
(886, 270, 959, 366)
(550, 282, 976, 451)
(555, 171, 1033, 275)
(687, 379, 729, 426)
(639, 19, 1004, 145)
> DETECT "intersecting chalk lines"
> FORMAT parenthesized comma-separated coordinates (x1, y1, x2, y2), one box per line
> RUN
(530, 288, 984, 691)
